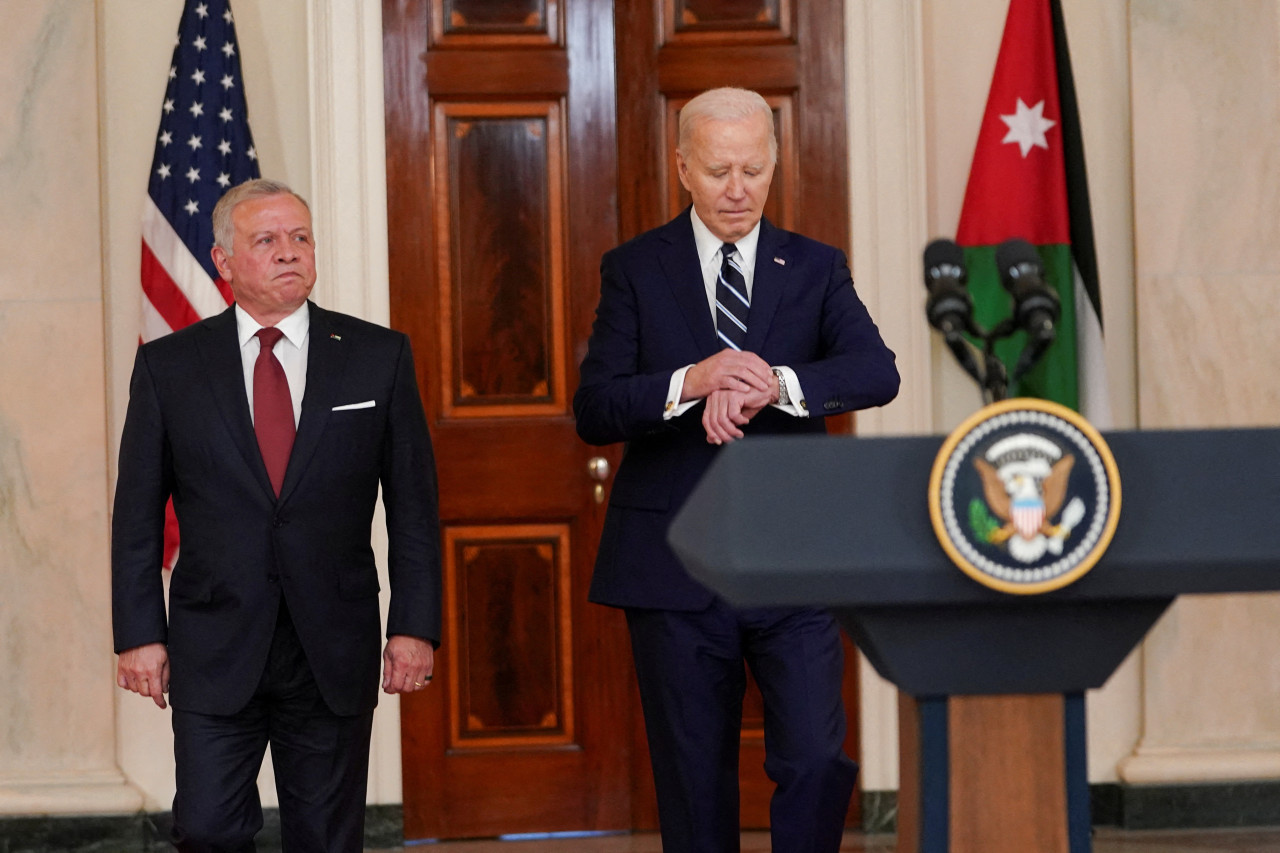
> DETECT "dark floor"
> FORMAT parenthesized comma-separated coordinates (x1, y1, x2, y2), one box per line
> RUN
(362, 827, 1280, 852)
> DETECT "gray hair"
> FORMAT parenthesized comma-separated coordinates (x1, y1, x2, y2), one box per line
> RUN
(211, 178, 311, 253)
(677, 87, 777, 163)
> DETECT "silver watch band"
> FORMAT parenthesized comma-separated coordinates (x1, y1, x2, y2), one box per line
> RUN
(772, 368, 790, 406)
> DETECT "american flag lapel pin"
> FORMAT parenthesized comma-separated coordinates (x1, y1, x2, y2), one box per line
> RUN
(774, 257, 786, 266)
(330, 333, 342, 341)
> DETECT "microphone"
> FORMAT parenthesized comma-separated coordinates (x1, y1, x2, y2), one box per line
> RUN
(995, 238, 1060, 381)
(923, 239, 975, 336)
(922, 239, 981, 381)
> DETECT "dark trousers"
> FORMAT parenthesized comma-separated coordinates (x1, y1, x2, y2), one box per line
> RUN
(170, 599, 374, 853)
(626, 601, 858, 853)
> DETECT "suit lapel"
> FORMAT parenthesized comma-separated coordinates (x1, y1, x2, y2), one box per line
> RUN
(195, 306, 276, 497)
(279, 302, 348, 503)
(657, 211, 719, 360)
(743, 219, 790, 354)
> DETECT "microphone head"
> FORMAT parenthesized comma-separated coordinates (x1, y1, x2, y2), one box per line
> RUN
(995, 238, 1043, 289)
(923, 238, 967, 287)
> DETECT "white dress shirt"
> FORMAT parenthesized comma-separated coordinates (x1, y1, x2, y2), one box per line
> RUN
(664, 209, 807, 419)
(236, 302, 310, 427)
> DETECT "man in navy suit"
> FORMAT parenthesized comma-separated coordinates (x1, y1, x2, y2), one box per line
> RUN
(574, 88, 899, 852)
(113, 179, 441, 852)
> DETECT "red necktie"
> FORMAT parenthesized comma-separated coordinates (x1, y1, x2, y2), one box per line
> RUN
(254, 327, 295, 496)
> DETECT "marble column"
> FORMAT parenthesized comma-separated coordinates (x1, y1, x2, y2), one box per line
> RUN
(0, 0, 141, 814)
(1121, 0, 1280, 785)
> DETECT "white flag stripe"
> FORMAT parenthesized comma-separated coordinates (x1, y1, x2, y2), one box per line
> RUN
(141, 294, 176, 342)
(142, 196, 227, 321)
(1074, 264, 1112, 428)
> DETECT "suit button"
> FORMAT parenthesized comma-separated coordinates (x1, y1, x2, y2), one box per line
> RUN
(273, 515, 286, 528)
(824, 401, 840, 410)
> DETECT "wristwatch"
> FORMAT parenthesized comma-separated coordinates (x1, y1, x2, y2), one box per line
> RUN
(772, 367, 790, 406)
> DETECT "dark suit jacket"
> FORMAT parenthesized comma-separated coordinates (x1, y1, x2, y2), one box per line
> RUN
(574, 211, 899, 611)
(112, 302, 441, 717)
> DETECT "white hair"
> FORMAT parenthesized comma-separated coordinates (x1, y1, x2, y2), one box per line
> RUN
(677, 87, 777, 162)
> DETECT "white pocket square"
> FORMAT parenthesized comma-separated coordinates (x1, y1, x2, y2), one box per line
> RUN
(332, 400, 375, 411)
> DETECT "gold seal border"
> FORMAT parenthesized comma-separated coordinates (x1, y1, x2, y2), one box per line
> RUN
(927, 398, 1123, 595)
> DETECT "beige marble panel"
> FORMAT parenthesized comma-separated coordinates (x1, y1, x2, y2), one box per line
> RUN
(0, 1, 104, 304)
(1126, 0, 1280, 785)
(0, 298, 136, 812)
(1132, 0, 1280, 427)
(0, 0, 139, 815)
(1138, 272, 1280, 427)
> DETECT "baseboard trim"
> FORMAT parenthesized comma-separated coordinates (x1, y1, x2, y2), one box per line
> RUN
(0, 805, 403, 852)
(860, 780, 1280, 833)
(8, 786, 1280, 851)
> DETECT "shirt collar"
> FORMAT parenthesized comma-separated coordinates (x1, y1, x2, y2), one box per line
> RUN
(690, 208, 762, 271)
(236, 301, 310, 349)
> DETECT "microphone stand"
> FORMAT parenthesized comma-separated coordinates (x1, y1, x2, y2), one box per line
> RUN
(933, 316, 1048, 406)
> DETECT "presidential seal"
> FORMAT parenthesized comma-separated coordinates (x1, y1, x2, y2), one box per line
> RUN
(928, 398, 1121, 595)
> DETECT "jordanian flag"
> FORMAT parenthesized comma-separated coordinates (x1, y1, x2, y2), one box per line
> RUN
(956, 0, 1109, 423)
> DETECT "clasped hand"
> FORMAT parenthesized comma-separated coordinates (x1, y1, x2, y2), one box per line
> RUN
(683, 350, 778, 444)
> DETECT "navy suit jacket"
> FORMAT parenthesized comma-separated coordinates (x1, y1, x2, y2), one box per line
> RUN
(574, 211, 900, 611)
(111, 302, 441, 717)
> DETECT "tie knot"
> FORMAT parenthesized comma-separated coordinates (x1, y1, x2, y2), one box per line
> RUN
(721, 243, 738, 261)
(256, 327, 285, 349)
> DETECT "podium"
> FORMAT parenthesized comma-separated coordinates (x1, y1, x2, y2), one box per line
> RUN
(667, 428, 1280, 853)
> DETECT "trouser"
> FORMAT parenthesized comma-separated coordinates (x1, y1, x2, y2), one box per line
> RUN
(626, 600, 858, 853)
(170, 599, 374, 853)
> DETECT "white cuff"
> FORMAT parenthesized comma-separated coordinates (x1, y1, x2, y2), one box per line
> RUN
(664, 365, 701, 420)
(771, 365, 809, 417)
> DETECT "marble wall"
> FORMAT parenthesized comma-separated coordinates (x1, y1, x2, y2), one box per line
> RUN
(0, 0, 140, 814)
(1120, 0, 1280, 786)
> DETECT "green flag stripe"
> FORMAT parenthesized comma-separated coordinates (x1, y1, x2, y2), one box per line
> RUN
(963, 243, 1078, 409)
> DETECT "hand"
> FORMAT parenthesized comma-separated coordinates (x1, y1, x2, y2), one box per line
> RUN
(117, 643, 170, 710)
(382, 635, 435, 694)
(702, 385, 773, 444)
(682, 350, 773, 402)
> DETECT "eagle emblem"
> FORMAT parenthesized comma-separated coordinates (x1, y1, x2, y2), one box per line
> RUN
(970, 434, 1086, 563)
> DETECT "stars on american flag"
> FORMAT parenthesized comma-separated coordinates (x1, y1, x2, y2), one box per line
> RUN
(146, 0, 259, 247)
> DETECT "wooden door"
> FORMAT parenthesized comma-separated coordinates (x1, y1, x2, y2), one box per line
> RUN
(383, 0, 631, 839)
(384, 0, 858, 839)
(614, 0, 862, 829)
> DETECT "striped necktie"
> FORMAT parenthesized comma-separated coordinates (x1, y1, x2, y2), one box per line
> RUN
(716, 242, 749, 350)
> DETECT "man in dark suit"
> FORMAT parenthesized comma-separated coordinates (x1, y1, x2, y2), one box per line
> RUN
(574, 88, 900, 852)
(113, 178, 441, 852)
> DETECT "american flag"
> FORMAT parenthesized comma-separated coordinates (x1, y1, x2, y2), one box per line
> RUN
(142, 0, 259, 568)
